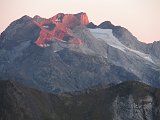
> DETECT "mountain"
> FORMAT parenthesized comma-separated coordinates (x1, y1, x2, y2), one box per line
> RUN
(1, 80, 160, 120)
(0, 12, 160, 93)
(86, 22, 97, 29)
(98, 21, 115, 29)
(147, 41, 160, 59)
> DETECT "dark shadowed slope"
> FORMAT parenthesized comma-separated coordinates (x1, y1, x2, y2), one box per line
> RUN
(1, 80, 160, 120)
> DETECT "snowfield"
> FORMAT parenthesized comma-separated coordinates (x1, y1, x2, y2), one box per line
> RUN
(89, 28, 155, 64)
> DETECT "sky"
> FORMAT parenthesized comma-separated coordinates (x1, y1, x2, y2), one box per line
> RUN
(0, 0, 160, 43)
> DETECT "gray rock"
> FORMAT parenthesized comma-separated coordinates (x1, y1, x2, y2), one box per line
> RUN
(0, 14, 160, 93)
(1, 80, 160, 120)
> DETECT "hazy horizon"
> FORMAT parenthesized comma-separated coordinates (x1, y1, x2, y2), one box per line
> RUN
(1, 0, 160, 43)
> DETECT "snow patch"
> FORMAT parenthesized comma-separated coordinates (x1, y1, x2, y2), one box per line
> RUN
(129, 49, 155, 63)
(39, 44, 50, 47)
(42, 25, 49, 28)
(89, 28, 155, 64)
(90, 28, 126, 52)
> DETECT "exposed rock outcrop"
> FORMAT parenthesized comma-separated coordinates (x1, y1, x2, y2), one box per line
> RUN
(147, 41, 160, 59)
(0, 12, 160, 93)
(86, 22, 97, 29)
(98, 21, 115, 29)
(0, 80, 160, 120)
(33, 13, 88, 47)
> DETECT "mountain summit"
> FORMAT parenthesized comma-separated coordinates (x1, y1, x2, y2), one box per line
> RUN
(0, 12, 160, 93)
(32, 12, 89, 47)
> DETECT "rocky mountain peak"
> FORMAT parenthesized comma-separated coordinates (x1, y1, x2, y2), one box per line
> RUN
(0, 13, 88, 49)
(98, 21, 115, 29)
(49, 12, 89, 28)
(0, 12, 160, 94)
(32, 13, 89, 47)
(86, 22, 97, 29)
(33, 15, 45, 23)
(74, 12, 89, 25)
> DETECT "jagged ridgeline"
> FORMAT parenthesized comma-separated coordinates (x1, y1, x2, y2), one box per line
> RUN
(0, 80, 160, 120)
(0, 12, 160, 93)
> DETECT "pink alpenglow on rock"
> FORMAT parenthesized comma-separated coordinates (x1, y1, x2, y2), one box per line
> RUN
(75, 12, 89, 25)
(32, 13, 88, 47)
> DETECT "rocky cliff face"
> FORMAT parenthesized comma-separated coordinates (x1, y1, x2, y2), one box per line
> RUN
(147, 41, 160, 59)
(87, 21, 160, 60)
(32, 12, 88, 46)
(1, 12, 160, 120)
(1, 80, 160, 120)
(0, 45, 138, 92)
(0, 12, 160, 93)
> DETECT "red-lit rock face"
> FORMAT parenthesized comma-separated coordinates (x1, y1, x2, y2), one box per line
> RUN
(75, 12, 89, 25)
(32, 13, 89, 47)
(50, 13, 89, 29)
(33, 20, 68, 46)
(62, 14, 80, 29)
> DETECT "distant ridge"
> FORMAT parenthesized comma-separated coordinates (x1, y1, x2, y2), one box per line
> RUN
(0, 12, 160, 93)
